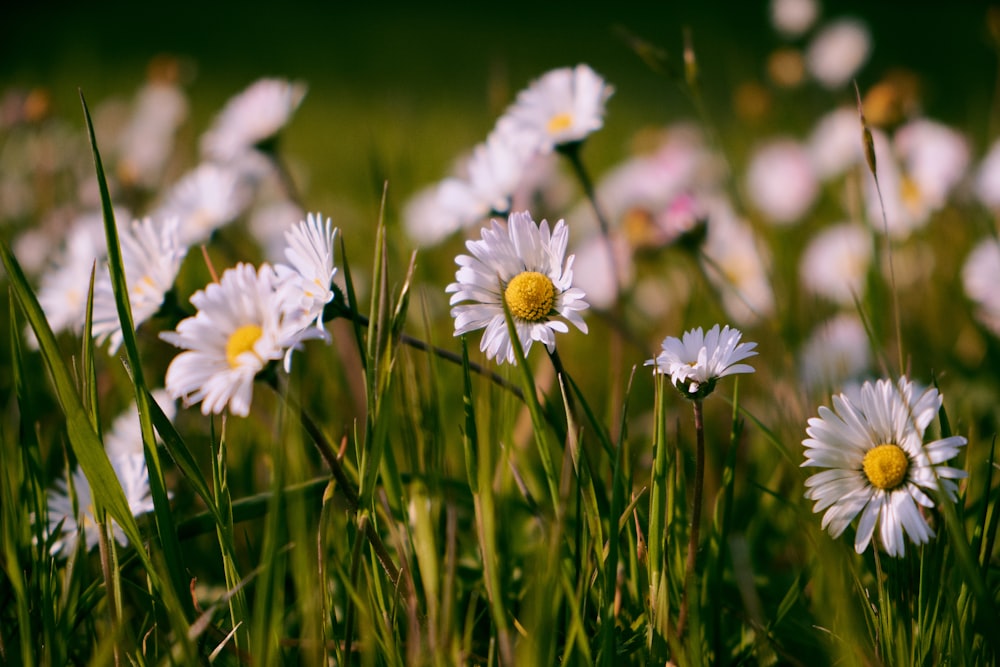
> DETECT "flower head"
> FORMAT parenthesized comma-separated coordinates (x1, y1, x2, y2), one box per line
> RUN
(160, 263, 296, 416)
(200, 78, 306, 163)
(497, 64, 613, 153)
(157, 163, 253, 246)
(446, 210, 589, 364)
(802, 377, 967, 557)
(92, 216, 187, 353)
(963, 237, 1000, 337)
(646, 324, 757, 398)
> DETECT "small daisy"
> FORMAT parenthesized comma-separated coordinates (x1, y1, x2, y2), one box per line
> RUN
(745, 138, 819, 226)
(92, 216, 187, 353)
(160, 263, 293, 417)
(46, 448, 156, 557)
(962, 237, 1000, 337)
(497, 64, 614, 153)
(200, 78, 307, 163)
(446, 210, 589, 365)
(802, 377, 967, 557)
(799, 222, 873, 305)
(645, 324, 757, 399)
(805, 18, 872, 90)
(770, 0, 819, 38)
(156, 163, 253, 246)
(273, 212, 339, 353)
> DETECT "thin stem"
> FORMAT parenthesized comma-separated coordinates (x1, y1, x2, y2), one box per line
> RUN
(676, 397, 705, 638)
(328, 302, 524, 402)
(263, 375, 401, 586)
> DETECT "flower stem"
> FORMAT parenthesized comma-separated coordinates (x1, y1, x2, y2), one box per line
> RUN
(676, 397, 705, 638)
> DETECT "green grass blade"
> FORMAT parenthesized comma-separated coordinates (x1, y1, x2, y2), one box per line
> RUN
(79, 89, 192, 618)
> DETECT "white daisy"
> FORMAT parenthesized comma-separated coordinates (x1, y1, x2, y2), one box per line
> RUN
(92, 216, 187, 353)
(160, 263, 292, 417)
(446, 210, 589, 365)
(798, 314, 872, 392)
(156, 163, 253, 246)
(645, 324, 757, 398)
(744, 138, 819, 226)
(497, 64, 614, 153)
(805, 18, 872, 90)
(962, 237, 1000, 337)
(274, 212, 338, 339)
(46, 451, 155, 557)
(974, 137, 1000, 209)
(770, 0, 820, 38)
(799, 222, 873, 305)
(104, 389, 177, 458)
(115, 76, 189, 189)
(200, 78, 307, 163)
(802, 377, 967, 557)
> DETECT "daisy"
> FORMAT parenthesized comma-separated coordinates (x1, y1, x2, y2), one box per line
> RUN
(744, 138, 819, 226)
(802, 377, 967, 557)
(104, 389, 177, 458)
(807, 106, 864, 181)
(273, 212, 338, 339)
(446, 210, 589, 365)
(798, 314, 872, 392)
(645, 324, 757, 399)
(770, 0, 819, 38)
(156, 163, 253, 246)
(497, 64, 613, 153)
(962, 237, 1000, 337)
(974, 137, 1000, 209)
(805, 18, 872, 90)
(46, 455, 152, 556)
(200, 78, 307, 163)
(799, 222, 873, 305)
(160, 263, 293, 417)
(92, 216, 187, 353)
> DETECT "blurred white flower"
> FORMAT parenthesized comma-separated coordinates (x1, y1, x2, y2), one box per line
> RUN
(645, 324, 757, 399)
(799, 222, 872, 305)
(497, 64, 613, 153)
(770, 0, 820, 38)
(200, 78, 306, 163)
(864, 121, 969, 238)
(446, 211, 589, 364)
(700, 197, 775, 325)
(808, 106, 864, 181)
(249, 199, 306, 262)
(570, 231, 634, 310)
(798, 313, 871, 391)
(744, 138, 819, 225)
(92, 217, 187, 353)
(805, 18, 872, 89)
(962, 237, 1000, 337)
(974, 137, 1000, 209)
(802, 377, 967, 557)
(104, 389, 177, 459)
(157, 163, 253, 246)
(116, 79, 188, 189)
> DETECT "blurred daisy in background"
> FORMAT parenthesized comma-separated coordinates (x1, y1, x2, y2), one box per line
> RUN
(155, 162, 253, 246)
(805, 17, 872, 90)
(91, 216, 187, 353)
(646, 323, 757, 399)
(497, 64, 613, 153)
(446, 210, 589, 364)
(962, 237, 1000, 337)
(798, 313, 872, 392)
(744, 138, 819, 226)
(770, 0, 820, 38)
(200, 77, 307, 164)
(103, 389, 177, 458)
(802, 377, 967, 557)
(974, 137, 1000, 210)
(807, 106, 864, 182)
(799, 222, 873, 305)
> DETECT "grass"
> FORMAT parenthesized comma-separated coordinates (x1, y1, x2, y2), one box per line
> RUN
(2, 6, 1000, 666)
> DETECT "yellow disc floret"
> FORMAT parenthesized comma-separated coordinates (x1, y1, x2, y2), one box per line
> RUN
(862, 443, 909, 490)
(505, 271, 556, 322)
(547, 112, 574, 135)
(226, 324, 263, 368)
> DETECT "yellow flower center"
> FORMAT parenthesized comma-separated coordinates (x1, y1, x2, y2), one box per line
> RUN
(225, 324, 263, 368)
(547, 112, 574, 135)
(900, 174, 923, 212)
(504, 271, 556, 322)
(862, 443, 909, 490)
